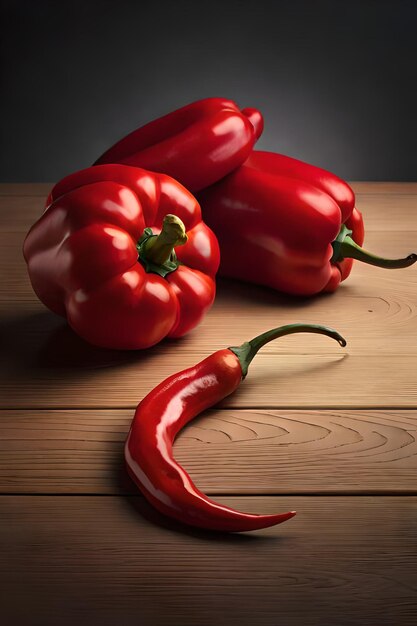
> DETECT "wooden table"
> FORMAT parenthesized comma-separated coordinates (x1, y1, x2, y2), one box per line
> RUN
(1, 183, 416, 625)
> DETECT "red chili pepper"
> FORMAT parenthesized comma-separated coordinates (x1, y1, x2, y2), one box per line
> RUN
(94, 98, 263, 192)
(198, 151, 416, 296)
(125, 323, 346, 532)
(24, 164, 220, 350)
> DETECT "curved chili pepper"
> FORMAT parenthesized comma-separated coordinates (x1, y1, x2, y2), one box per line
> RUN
(94, 97, 263, 192)
(198, 150, 416, 295)
(125, 323, 346, 532)
(24, 164, 219, 350)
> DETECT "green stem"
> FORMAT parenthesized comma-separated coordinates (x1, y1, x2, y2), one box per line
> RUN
(141, 214, 187, 265)
(332, 225, 417, 269)
(229, 323, 346, 378)
(137, 214, 187, 278)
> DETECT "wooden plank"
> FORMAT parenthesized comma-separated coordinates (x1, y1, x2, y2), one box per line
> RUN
(1, 280, 416, 408)
(1, 323, 417, 408)
(354, 194, 417, 231)
(0, 195, 45, 232)
(351, 181, 417, 194)
(0, 183, 52, 196)
(1, 252, 417, 409)
(3, 269, 417, 352)
(1, 495, 416, 626)
(3, 230, 417, 332)
(0, 409, 416, 495)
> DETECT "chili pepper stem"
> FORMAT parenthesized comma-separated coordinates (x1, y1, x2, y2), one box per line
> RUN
(229, 323, 346, 378)
(332, 224, 417, 269)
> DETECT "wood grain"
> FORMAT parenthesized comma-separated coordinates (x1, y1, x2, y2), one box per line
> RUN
(1, 286, 417, 408)
(0, 195, 46, 232)
(352, 182, 417, 194)
(1, 286, 417, 407)
(1, 495, 416, 626)
(354, 194, 417, 231)
(0, 409, 416, 494)
(1, 341, 417, 409)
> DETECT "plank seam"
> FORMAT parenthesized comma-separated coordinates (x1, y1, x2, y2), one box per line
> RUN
(1, 492, 416, 497)
(1, 405, 417, 411)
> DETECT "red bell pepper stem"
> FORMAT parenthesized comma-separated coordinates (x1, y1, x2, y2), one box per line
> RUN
(140, 214, 187, 264)
(229, 323, 346, 378)
(125, 323, 346, 533)
(136, 214, 188, 278)
(332, 225, 417, 269)
(141, 214, 187, 265)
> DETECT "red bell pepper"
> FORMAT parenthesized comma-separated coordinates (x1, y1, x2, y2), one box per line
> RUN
(24, 164, 220, 350)
(94, 97, 263, 192)
(125, 323, 346, 532)
(198, 151, 416, 295)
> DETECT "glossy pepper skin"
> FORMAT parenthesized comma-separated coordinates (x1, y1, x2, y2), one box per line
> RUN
(24, 164, 220, 350)
(94, 97, 263, 192)
(125, 323, 346, 532)
(198, 151, 416, 296)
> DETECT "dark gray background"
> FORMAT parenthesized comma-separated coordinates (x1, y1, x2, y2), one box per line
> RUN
(1, 0, 416, 182)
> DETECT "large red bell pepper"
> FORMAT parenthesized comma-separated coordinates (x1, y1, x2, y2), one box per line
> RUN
(198, 151, 416, 295)
(94, 97, 263, 192)
(24, 164, 220, 349)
